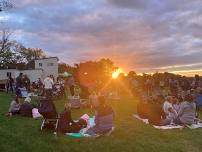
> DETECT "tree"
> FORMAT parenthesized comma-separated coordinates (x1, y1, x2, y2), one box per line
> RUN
(127, 71, 137, 79)
(97, 58, 117, 79)
(0, 0, 13, 12)
(0, 29, 23, 68)
(76, 58, 117, 88)
(20, 47, 46, 62)
(58, 63, 75, 74)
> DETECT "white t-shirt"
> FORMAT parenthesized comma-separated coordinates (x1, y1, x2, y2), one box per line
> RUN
(163, 101, 177, 119)
(44, 77, 54, 89)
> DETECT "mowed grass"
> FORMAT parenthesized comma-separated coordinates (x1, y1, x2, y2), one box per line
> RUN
(0, 92, 202, 152)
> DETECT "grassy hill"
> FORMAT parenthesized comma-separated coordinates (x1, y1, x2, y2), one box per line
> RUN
(0, 92, 202, 152)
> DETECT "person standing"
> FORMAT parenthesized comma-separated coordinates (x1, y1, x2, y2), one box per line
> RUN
(15, 73, 23, 96)
(23, 75, 31, 92)
(44, 75, 54, 97)
(6, 75, 14, 93)
(67, 75, 75, 96)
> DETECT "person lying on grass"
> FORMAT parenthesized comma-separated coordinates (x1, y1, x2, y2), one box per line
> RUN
(5, 95, 21, 117)
(86, 96, 115, 136)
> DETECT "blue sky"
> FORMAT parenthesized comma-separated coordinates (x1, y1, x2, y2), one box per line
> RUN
(1, 0, 202, 74)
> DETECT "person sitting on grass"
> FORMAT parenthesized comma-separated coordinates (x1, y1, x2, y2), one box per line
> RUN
(173, 94, 196, 125)
(57, 103, 87, 134)
(57, 103, 74, 133)
(5, 96, 21, 116)
(147, 95, 166, 125)
(89, 91, 99, 111)
(160, 96, 178, 125)
(136, 94, 150, 119)
(86, 96, 115, 136)
(173, 95, 183, 113)
(19, 96, 34, 117)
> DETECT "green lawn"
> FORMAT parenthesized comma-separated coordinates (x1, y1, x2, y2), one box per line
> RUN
(0, 92, 202, 152)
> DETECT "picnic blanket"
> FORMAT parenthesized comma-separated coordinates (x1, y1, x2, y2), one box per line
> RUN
(133, 114, 184, 130)
(186, 123, 202, 129)
(133, 114, 202, 130)
(65, 117, 114, 137)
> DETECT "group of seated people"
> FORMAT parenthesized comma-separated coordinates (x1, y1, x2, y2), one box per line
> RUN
(137, 90, 199, 126)
(5, 93, 115, 136)
(57, 95, 115, 136)
(5, 95, 34, 117)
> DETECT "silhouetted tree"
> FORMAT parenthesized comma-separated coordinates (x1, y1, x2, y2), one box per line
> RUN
(20, 47, 46, 62)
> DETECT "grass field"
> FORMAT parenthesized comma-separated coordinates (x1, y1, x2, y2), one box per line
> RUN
(0, 92, 202, 152)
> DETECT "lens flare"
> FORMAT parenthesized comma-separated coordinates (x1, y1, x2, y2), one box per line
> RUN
(112, 69, 123, 79)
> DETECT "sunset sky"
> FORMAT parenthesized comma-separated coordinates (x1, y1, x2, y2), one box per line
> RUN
(1, 0, 202, 75)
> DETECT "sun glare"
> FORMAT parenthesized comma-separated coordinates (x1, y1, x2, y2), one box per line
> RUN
(112, 68, 123, 79)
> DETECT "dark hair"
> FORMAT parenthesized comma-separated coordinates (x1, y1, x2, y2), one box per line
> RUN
(178, 96, 183, 103)
(185, 94, 193, 102)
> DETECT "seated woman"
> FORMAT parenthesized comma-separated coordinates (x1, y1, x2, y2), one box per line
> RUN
(6, 96, 21, 116)
(86, 96, 114, 136)
(136, 95, 150, 119)
(160, 96, 178, 125)
(19, 97, 34, 117)
(173, 95, 183, 113)
(174, 94, 196, 125)
(147, 95, 166, 125)
(57, 103, 87, 133)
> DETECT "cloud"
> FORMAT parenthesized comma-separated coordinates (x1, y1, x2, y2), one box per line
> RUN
(1, 0, 202, 73)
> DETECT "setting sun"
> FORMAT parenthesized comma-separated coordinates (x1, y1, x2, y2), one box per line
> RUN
(112, 68, 123, 79)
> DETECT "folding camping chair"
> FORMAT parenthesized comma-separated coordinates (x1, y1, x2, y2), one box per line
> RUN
(40, 117, 59, 133)
(38, 97, 59, 134)
(195, 94, 202, 117)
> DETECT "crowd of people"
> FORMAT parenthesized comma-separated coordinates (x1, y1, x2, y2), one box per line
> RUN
(5, 73, 115, 136)
(7, 73, 66, 98)
(4, 71, 202, 136)
(135, 74, 202, 126)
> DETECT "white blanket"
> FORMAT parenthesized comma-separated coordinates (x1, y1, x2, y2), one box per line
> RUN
(153, 125, 184, 130)
(133, 114, 184, 130)
(186, 123, 202, 129)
